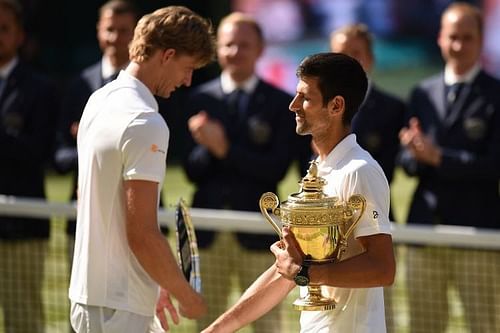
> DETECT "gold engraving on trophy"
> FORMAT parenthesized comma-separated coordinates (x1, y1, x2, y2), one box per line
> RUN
(259, 161, 366, 311)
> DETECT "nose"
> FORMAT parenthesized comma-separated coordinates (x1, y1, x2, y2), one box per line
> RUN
(289, 95, 299, 113)
(451, 39, 463, 52)
(107, 31, 118, 44)
(226, 44, 239, 57)
(183, 70, 193, 87)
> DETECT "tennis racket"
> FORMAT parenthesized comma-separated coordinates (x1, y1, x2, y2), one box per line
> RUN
(175, 199, 201, 293)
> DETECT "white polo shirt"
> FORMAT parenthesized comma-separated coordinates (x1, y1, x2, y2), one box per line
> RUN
(69, 71, 169, 316)
(300, 134, 391, 333)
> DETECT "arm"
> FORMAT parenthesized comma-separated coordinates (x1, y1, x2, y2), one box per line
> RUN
(275, 227, 395, 288)
(54, 78, 91, 173)
(400, 86, 500, 180)
(124, 180, 207, 321)
(202, 264, 295, 333)
(184, 91, 297, 185)
(312, 234, 395, 287)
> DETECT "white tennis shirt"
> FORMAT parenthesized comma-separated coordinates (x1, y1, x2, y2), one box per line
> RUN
(300, 134, 392, 333)
(69, 71, 169, 316)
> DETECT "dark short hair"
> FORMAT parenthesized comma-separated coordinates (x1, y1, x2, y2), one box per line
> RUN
(0, 0, 23, 27)
(296, 52, 367, 125)
(99, 0, 139, 22)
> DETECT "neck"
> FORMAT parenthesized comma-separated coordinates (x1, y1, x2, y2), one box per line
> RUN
(107, 54, 129, 71)
(227, 70, 253, 85)
(0, 55, 15, 70)
(125, 61, 155, 93)
(313, 126, 350, 160)
(448, 61, 476, 76)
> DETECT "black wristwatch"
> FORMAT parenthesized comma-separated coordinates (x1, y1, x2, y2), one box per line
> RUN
(293, 263, 310, 286)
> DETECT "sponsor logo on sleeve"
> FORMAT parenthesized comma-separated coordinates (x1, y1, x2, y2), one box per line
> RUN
(151, 144, 166, 154)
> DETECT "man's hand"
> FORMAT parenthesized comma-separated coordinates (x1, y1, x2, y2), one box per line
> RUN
(399, 117, 442, 166)
(156, 288, 179, 331)
(270, 227, 305, 280)
(188, 111, 229, 158)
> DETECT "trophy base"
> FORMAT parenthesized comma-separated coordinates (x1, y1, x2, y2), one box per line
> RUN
(292, 293, 336, 311)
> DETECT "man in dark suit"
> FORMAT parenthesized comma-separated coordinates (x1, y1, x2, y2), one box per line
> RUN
(330, 23, 405, 333)
(54, 0, 138, 262)
(0, 0, 59, 332)
(183, 12, 307, 333)
(330, 23, 405, 221)
(399, 3, 500, 332)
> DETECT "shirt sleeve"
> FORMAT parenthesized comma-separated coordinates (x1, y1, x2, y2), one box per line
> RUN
(120, 112, 169, 183)
(340, 163, 392, 238)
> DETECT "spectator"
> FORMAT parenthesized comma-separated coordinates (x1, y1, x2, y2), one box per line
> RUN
(183, 12, 308, 333)
(201, 52, 395, 333)
(330, 23, 405, 221)
(54, 0, 139, 258)
(0, 0, 59, 332)
(68, 6, 216, 332)
(399, 2, 500, 332)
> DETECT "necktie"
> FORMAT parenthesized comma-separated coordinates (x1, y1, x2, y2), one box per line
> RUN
(446, 83, 464, 107)
(226, 89, 246, 118)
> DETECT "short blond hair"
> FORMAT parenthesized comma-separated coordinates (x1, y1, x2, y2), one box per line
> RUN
(330, 23, 373, 57)
(129, 6, 215, 67)
(217, 12, 264, 44)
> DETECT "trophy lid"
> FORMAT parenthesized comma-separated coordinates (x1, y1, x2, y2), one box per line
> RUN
(284, 161, 339, 207)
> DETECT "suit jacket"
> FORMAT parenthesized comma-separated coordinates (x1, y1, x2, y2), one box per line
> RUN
(54, 62, 103, 176)
(352, 85, 405, 185)
(352, 85, 405, 221)
(0, 62, 59, 239)
(400, 70, 500, 229)
(53, 62, 104, 235)
(183, 77, 304, 249)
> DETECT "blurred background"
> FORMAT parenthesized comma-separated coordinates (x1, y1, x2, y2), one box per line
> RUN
(19, 0, 500, 160)
(23, 0, 500, 89)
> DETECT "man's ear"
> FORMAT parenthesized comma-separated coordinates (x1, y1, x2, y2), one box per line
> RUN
(161, 48, 176, 64)
(327, 95, 345, 116)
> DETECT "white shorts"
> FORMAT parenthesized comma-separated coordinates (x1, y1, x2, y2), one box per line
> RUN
(70, 302, 165, 333)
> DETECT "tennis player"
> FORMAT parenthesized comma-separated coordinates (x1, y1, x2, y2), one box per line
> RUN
(202, 53, 395, 333)
(68, 6, 215, 333)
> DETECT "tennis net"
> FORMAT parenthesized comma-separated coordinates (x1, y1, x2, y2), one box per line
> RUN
(0, 196, 499, 333)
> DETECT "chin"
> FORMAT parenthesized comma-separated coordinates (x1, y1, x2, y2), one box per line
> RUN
(156, 89, 172, 99)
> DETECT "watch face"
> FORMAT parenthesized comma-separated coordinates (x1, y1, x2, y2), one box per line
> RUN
(294, 274, 309, 286)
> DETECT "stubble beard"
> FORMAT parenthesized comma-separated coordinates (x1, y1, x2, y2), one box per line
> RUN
(296, 122, 311, 136)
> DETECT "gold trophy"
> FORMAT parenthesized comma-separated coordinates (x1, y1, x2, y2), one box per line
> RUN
(259, 162, 366, 311)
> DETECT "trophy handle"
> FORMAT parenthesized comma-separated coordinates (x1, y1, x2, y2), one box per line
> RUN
(259, 192, 282, 238)
(344, 194, 366, 240)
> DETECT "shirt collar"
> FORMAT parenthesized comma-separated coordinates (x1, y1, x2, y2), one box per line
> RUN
(316, 134, 357, 175)
(101, 56, 127, 80)
(444, 63, 481, 85)
(117, 70, 159, 112)
(220, 71, 258, 95)
(0, 56, 19, 79)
